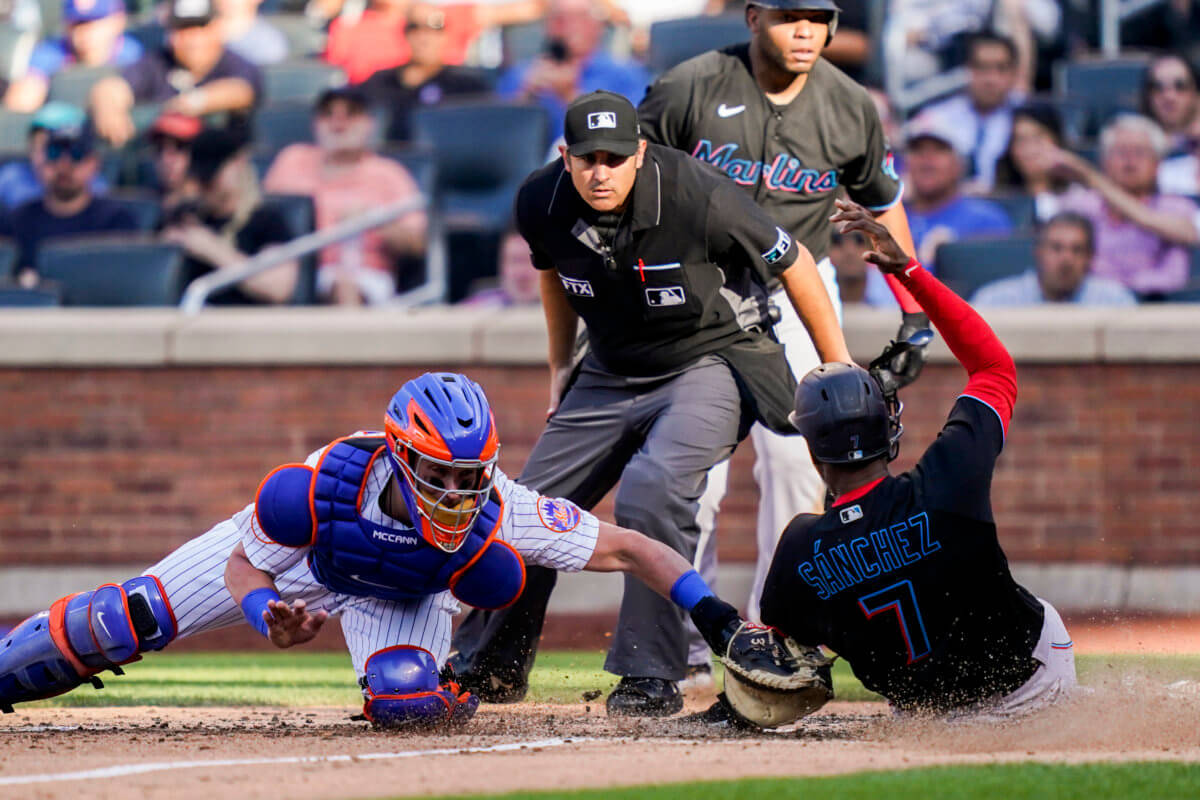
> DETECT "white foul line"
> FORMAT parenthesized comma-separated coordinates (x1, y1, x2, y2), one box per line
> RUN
(0, 736, 594, 786)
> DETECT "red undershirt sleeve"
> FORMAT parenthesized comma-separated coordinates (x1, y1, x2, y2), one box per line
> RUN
(893, 259, 1017, 435)
(882, 271, 923, 314)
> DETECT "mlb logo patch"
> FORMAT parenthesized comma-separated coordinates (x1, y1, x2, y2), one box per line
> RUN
(839, 505, 863, 524)
(587, 112, 617, 130)
(646, 286, 686, 307)
(560, 276, 594, 297)
(537, 497, 582, 533)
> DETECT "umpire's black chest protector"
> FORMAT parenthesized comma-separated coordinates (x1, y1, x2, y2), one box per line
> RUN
(515, 145, 801, 432)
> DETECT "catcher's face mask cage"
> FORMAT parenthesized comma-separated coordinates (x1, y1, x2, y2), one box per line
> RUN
(394, 443, 498, 552)
(384, 373, 501, 553)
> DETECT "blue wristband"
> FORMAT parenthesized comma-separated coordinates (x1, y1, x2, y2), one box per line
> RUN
(240, 587, 281, 638)
(670, 569, 714, 612)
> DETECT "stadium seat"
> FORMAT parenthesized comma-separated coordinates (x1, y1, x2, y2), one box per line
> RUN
(261, 193, 317, 304)
(384, 145, 447, 298)
(987, 193, 1037, 231)
(412, 102, 547, 300)
(934, 235, 1037, 299)
(1054, 57, 1148, 137)
(0, 280, 61, 307)
(254, 103, 316, 155)
(263, 14, 326, 58)
(648, 14, 748, 75)
(411, 102, 547, 233)
(35, 236, 185, 306)
(47, 66, 118, 107)
(0, 110, 34, 148)
(0, 237, 17, 278)
(126, 22, 166, 54)
(263, 61, 345, 105)
(1166, 286, 1200, 302)
(108, 189, 162, 232)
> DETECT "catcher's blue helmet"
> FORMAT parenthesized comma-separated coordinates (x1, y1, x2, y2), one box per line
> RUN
(384, 373, 500, 553)
(789, 362, 901, 464)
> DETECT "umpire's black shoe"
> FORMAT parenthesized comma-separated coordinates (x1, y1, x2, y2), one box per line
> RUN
(605, 677, 684, 717)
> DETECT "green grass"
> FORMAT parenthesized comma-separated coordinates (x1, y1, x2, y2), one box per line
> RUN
(24, 651, 1200, 709)
(422, 763, 1200, 800)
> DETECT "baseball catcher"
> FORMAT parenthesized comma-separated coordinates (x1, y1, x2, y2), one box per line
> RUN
(0, 372, 782, 727)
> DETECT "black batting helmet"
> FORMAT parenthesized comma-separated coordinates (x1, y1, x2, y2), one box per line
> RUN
(788, 362, 901, 464)
(746, 0, 840, 40)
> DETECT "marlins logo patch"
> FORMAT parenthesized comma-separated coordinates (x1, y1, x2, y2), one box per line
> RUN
(537, 497, 582, 533)
(761, 227, 791, 264)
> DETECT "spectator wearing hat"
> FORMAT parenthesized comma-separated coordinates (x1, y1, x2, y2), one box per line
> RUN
(324, 0, 546, 85)
(360, 6, 492, 143)
(161, 128, 296, 304)
(147, 110, 203, 212)
(0, 115, 137, 279)
(263, 87, 425, 305)
(216, 0, 288, 65)
(3, 0, 143, 112)
(907, 32, 1024, 194)
(971, 212, 1137, 307)
(89, 0, 262, 146)
(0, 102, 110, 211)
(898, 121, 1012, 273)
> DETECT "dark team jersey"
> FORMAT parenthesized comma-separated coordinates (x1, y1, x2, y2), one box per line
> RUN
(761, 395, 1044, 711)
(638, 46, 901, 264)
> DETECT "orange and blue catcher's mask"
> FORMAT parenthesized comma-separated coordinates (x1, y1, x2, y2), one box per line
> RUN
(384, 373, 500, 553)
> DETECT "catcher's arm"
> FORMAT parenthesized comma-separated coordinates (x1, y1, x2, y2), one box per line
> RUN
(225, 543, 327, 648)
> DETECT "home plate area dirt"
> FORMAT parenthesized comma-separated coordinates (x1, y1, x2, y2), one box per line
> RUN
(3, 676, 1200, 800)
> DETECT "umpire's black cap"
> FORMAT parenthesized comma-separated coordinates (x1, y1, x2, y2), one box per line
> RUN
(564, 91, 641, 157)
(789, 363, 896, 464)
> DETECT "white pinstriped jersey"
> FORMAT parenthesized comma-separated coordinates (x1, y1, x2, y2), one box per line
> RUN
(144, 436, 599, 676)
(241, 439, 600, 577)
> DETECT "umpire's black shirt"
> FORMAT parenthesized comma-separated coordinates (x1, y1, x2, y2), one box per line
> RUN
(515, 144, 805, 430)
(760, 397, 1045, 711)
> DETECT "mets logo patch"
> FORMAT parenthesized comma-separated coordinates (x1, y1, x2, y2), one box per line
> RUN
(537, 497, 582, 533)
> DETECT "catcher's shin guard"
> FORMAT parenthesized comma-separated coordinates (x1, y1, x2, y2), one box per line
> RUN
(360, 646, 479, 729)
(0, 576, 177, 713)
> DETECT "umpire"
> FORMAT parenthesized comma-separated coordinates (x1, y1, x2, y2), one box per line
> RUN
(451, 90, 850, 717)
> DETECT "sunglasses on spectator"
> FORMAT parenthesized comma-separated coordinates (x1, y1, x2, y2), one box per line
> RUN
(45, 140, 91, 162)
(1151, 78, 1194, 93)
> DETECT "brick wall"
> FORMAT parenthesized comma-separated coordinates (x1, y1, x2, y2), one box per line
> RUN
(0, 362, 1196, 567)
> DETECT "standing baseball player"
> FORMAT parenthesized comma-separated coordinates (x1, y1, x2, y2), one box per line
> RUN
(716, 200, 1075, 724)
(636, 0, 932, 675)
(450, 89, 851, 717)
(0, 372, 774, 727)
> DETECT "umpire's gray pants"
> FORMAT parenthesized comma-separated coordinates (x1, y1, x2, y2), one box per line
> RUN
(523, 354, 744, 680)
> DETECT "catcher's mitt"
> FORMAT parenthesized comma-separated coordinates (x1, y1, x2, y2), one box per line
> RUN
(721, 623, 835, 728)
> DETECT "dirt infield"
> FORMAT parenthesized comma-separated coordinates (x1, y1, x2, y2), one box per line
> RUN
(4, 674, 1200, 800)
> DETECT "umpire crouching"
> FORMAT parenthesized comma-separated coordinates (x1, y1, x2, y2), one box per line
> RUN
(450, 90, 850, 716)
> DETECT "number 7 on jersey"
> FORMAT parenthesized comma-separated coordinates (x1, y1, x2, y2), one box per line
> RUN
(857, 580, 931, 664)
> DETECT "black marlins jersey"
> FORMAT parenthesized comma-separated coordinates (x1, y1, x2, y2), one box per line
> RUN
(760, 397, 1044, 711)
(638, 46, 902, 264)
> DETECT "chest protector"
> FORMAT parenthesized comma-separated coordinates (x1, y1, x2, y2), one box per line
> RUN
(255, 436, 525, 608)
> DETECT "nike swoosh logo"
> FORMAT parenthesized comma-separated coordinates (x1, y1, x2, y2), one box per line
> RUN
(717, 104, 745, 118)
(349, 574, 397, 590)
(95, 611, 111, 639)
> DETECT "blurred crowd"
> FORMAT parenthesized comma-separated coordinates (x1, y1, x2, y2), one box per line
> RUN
(0, 0, 1199, 307)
